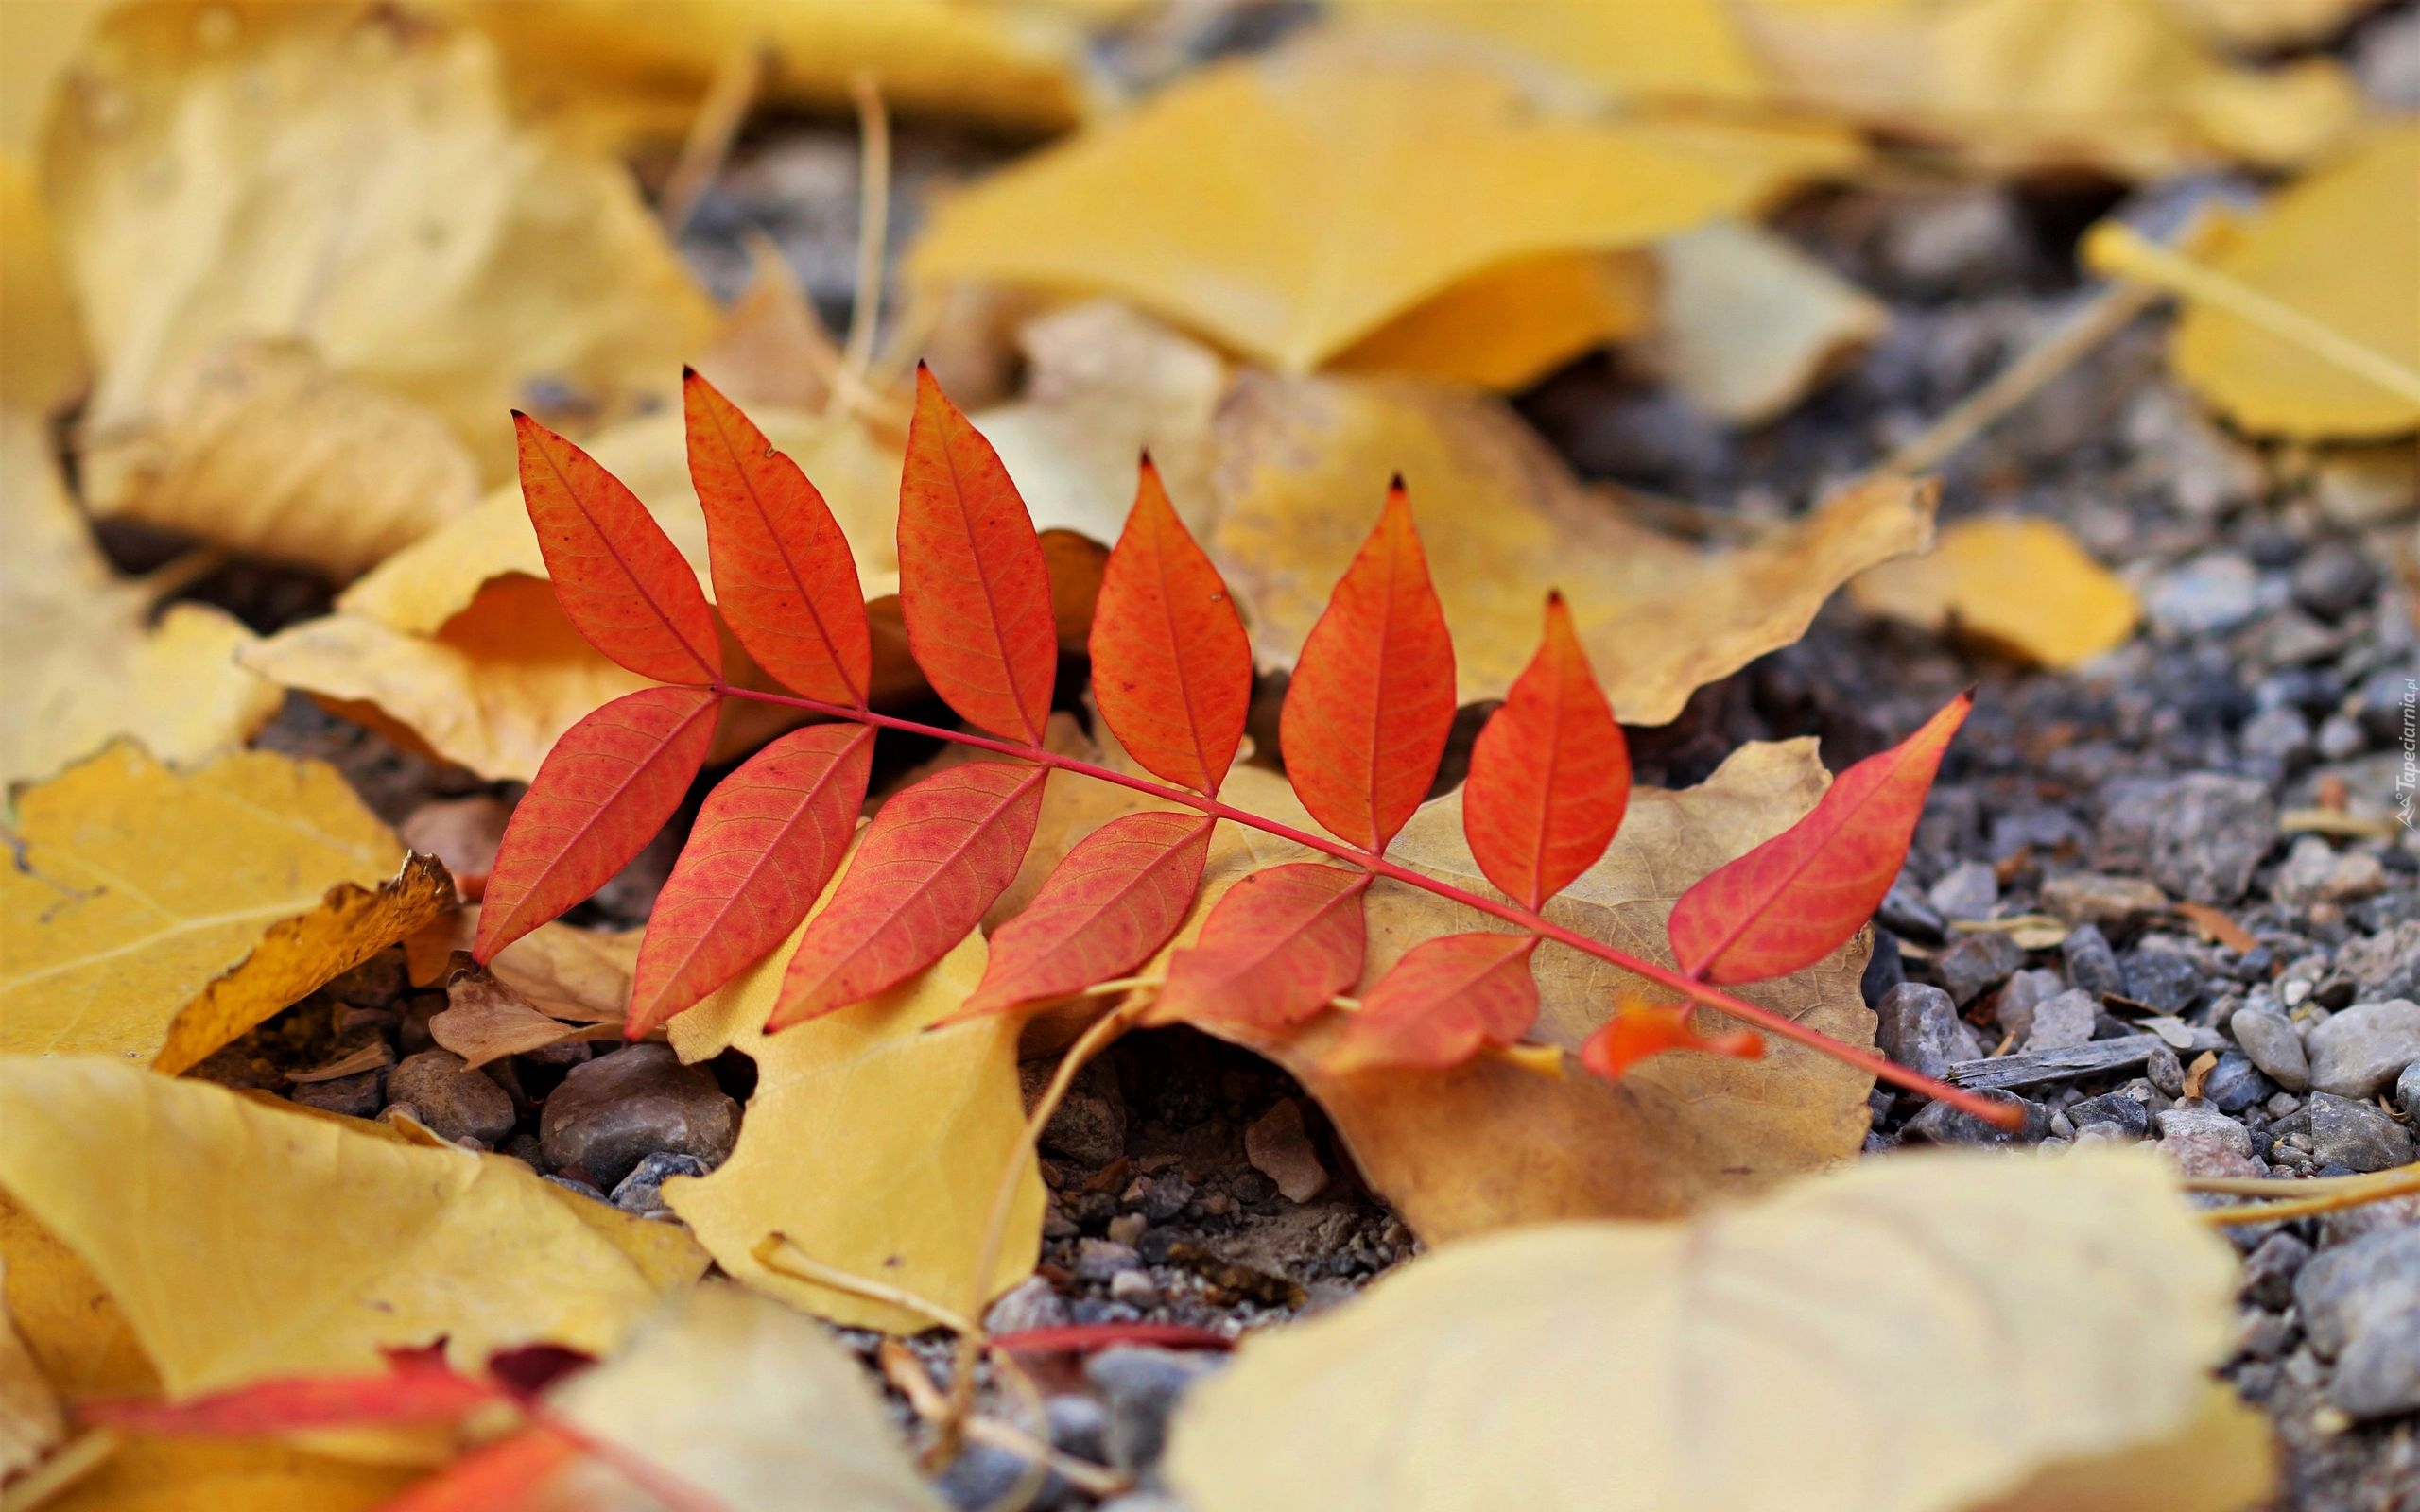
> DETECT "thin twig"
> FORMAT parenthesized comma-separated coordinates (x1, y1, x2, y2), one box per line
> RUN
(837, 72, 892, 404)
(2188, 1161, 2420, 1227)
(882, 1343, 1128, 1501)
(752, 1234, 981, 1337)
(659, 43, 766, 237)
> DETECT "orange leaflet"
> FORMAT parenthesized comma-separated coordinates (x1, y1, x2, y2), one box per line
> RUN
(514, 412, 721, 686)
(897, 365, 1057, 745)
(1325, 932, 1540, 1073)
(1277, 480, 1455, 854)
(80, 1348, 498, 1437)
(625, 723, 876, 1039)
(1666, 692, 1973, 985)
(1088, 457, 1253, 795)
(381, 1427, 587, 1512)
(685, 369, 871, 707)
(475, 686, 720, 964)
(1461, 593, 1629, 910)
(958, 811, 1216, 1019)
(1147, 864, 1372, 1032)
(1579, 1002, 1763, 1081)
(769, 760, 1048, 1029)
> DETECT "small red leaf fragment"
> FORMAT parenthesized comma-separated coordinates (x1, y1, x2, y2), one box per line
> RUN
(685, 369, 871, 706)
(1327, 932, 1540, 1073)
(626, 723, 876, 1039)
(379, 1427, 585, 1512)
(1461, 593, 1628, 909)
(1278, 481, 1455, 854)
(1146, 864, 1372, 1032)
(958, 811, 1215, 1019)
(1088, 458, 1253, 795)
(515, 412, 721, 685)
(897, 365, 1057, 744)
(474, 686, 720, 964)
(769, 760, 1047, 1028)
(79, 1354, 498, 1437)
(1667, 692, 1973, 985)
(1579, 1003, 1763, 1081)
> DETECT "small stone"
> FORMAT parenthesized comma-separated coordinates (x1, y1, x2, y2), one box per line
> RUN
(2230, 1007, 2311, 1091)
(324, 953, 406, 1008)
(1935, 932, 2028, 1006)
(2305, 1091, 2416, 1173)
(1244, 1099, 1328, 1203)
(1901, 1090, 2047, 1146)
(376, 1101, 422, 1127)
(2146, 1042, 2187, 1097)
(1861, 931, 1906, 1005)
(2304, 999, 2420, 1098)
(2240, 1231, 2311, 1311)
(936, 1442, 1039, 1512)
(2066, 1090, 2152, 1140)
(1047, 1394, 1108, 1462)
(1109, 1269, 1162, 1307)
(2121, 951, 2203, 1014)
(290, 1069, 384, 1119)
(2330, 1318, 2420, 1420)
(1991, 969, 2062, 1042)
(2273, 835, 2390, 908)
(2290, 540, 2381, 621)
(2339, 922, 2420, 1001)
(2397, 1060, 2420, 1114)
(1876, 984, 1975, 1079)
(2313, 713, 2367, 763)
(1076, 1239, 1140, 1281)
(398, 796, 510, 897)
(1927, 861, 1998, 922)
(1023, 1059, 1126, 1167)
(1106, 1212, 1148, 1247)
(1088, 1347, 1221, 1480)
(2040, 872, 2167, 928)
(2062, 923, 2126, 999)
(542, 1173, 608, 1202)
(386, 1050, 516, 1145)
(2294, 1224, 2420, 1360)
(2238, 705, 2312, 766)
(2155, 1102, 2253, 1158)
(2202, 1052, 2273, 1114)
(1878, 882, 1946, 940)
(609, 1150, 707, 1217)
(538, 1044, 738, 1188)
(2146, 553, 2264, 637)
(987, 1275, 1071, 1335)
(2095, 774, 2276, 904)
(2021, 988, 2100, 1053)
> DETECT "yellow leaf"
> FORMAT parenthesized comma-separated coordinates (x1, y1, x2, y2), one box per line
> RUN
(1166, 1150, 2273, 1512)
(0, 154, 87, 413)
(909, 35, 1857, 373)
(666, 885, 1042, 1334)
(0, 744, 452, 1074)
(2165, 123, 2420, 438)
(1852, 515, 2141, 669)
(2160, 0, 2388, 48)
(1337, 0, 1777, 102)
(1330, 250, 1658, 391)
(0, 1258, 66, 1481)
(40, 1438, 414, 1512)
(529, 1283, 944, 1511)
(1207, 373, 1936, 719)
(47, 1, 716, 570)
(0, 1057, 704, 1398)
(1657, 220, 1888, 425)
(0, 1194, 156, 1404)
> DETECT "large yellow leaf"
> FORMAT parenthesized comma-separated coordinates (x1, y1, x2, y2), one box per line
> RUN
(0, 1058, 704, 1398)
(909, 35, 1856, 373)
(1207, 373, 1935, 719)
(0, 154, 85, 414)
(1852, 515, 2141, 669)
(1166, 1150, 2273, 1512)
(0, 1257, 65, 1481)
(1329, 250, 1659, 392)
(0, 744, 450, 1074)
(47, 1, 716, 574)
(2166, 123, 2420, 438)
(42, 1439, 414, 1512)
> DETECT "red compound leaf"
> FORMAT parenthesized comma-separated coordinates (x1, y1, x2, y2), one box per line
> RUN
(1325, 932, 1541, 1074)
(1147, 864, 1372, 1033)
(1667, 692, 1972, 985)
(897, 365, 1056, 745)
(1278, 480, 1455, 854)
(956, 810, 1216, 1020)
(625, 723, 876, 1039)
(79, 1348, 498, 1438)
(514, 412, 720, 686)
(768, 760, 1048, 1029)
(1088, 456, 1253, 796)
(1461, 593, 1628, 910)
(474, 686, 719, 964)
(685, 369, 871, 707)
(379, 1427, 586, 1512)
(1579, 1002, 1764, 1081)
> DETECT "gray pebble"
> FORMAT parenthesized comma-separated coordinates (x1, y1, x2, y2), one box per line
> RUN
(2061, 923, 2126, 1000)
(543, 1173, 609, 1202)
(986, 1276, 1070, 1335)
(2146, 553, 2265, 637)
(2094, 773, 2276, 904)
(1876, 983, 1976, 1079)
(2203, 1052, 2273, 1113)
(2146, 1043, 2187, 1098)
(2240, 1231, 2311, 1312)
(1902, 1090, 2048, 1146)
(386, 1050, 516, 1146)
(2023, 989, 2100, 1053)
(2330, 1317, 2420, 1420)
(1992, 969, 2063, 1042)
(2338, 923, 2420, 1002)
(2066, 1090, 2152, 1140)
(2121, 951, 2203, 1014)
(2290, 540, 2380, 620)
(2155, 1102, 2253, 1158)
(2237, 705, 2312, 767)
(609, 1150, 708, 1217)
(1076, 1238, 1141, 1281)
(2229, 1007, 2310, 1091)
(1927, 860, 1999, 922)
(2306, 1091, 2416, 1173)
(936, 1441, 1042, 1512)
(1878, 881, 1946, 940)
(1935, 933, 2028, 1005)
(1085, 1347, 1222, 1480)
(290, 1069, 384, 1120)
(2304, 1000, 2420, 1099)
(2039, 872, 2166, 928)
(2397, 1060, 2420, 1114)
(539, 1043, 738, 1188)
(2295, 1224, 2420, 1361)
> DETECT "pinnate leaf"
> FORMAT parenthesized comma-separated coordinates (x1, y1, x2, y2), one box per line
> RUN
(1666, 692, 1971, 984)
(898, 365, 1057, 744)
(1579, 1002, 1763, 1081)
(474, 686, 720, 964)
(79, 1349, 498, 1437)
(1089, 457, 1253, 795)
(1278, 481, 1455, 853)
(1327, 932, 1540, 1073)
(684, 369, 873, 706)
(626, 723, 875, 1040)
(769, 761, 1048, 1029)
(515, 412, 721, 686)
(960, 810, 1216, 1019)
(1461, 593, 1628, 909)
(1148, 863, 1372, 1032)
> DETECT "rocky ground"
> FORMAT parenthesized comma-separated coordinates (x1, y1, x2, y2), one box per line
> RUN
(171, 7, 2420, 1507)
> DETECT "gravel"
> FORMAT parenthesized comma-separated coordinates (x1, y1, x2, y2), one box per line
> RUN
(2304, 1001, 2420, 1099)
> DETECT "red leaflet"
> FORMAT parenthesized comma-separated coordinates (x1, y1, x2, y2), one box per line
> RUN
(515, 412, 720, 686)
(1278, 480, 1455, 854)
(1327, 932, 1541, 1073)
(768, 760, 1047, 1029)
(380, 1427, 585, 1512)
(1147, 864, 1372, 1032)
(685, 369, 871, 706)
(897, 365, 1057, 745)
(1461, 593, 1628, 909)
(1667, 692, 1972, 985)
(1579, 1002, 1763, 1081)
(625, 723, 876, 1039)
(79, 1349, 496, 1437)
(958, 811, 1216, 1019)
(1088, 457, 1253, 795)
